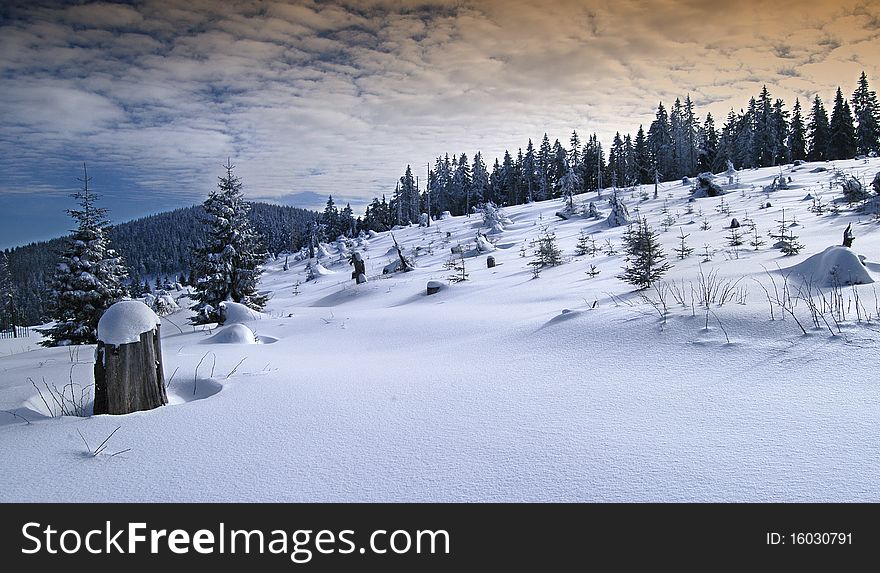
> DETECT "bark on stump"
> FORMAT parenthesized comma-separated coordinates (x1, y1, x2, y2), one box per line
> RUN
(94, 326, 167, 415)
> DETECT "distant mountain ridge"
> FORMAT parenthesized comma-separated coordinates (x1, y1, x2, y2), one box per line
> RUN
(2, 202, 317, 326)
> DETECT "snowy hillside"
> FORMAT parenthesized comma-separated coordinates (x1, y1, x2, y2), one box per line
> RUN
(3, 158, 880, 502)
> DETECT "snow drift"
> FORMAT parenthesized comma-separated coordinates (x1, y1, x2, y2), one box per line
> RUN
(786, 246, 874, 287)
(206, 323, 258, 344)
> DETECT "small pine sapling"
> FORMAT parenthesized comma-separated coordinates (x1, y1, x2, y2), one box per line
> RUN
(701, 244, 713, 263)
(749, 227, 765, 251)
(726, 226, 744, 247)
(602, 238, 617, 256)
(530, 229, 564, 268)
(445, 252, 468, 283)
(575, 229, 592, 256)
(674, 228, 693, 259)
(618, 218, 672, 290)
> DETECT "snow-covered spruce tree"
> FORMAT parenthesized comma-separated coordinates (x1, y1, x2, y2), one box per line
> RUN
(618, 218, 671, 290)
(191, 160, 267, 324)
(40, 164, 129, 346)
(0, 252, 18, 332)
(606, 191, 630, 227)
(559, 158, 581, 212)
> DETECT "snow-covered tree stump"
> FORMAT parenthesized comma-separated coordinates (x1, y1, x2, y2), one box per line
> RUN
(94, 300, 167, 415)
(426, 281, 442, 296)
(487, 256, 496, 268)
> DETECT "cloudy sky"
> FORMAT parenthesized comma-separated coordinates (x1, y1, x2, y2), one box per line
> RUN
(1, 0, 878, 248)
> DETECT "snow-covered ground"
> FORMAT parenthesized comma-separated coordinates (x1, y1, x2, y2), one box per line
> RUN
(3, 158, 880, 501)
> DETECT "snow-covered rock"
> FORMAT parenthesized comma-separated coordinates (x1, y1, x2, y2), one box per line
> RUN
(787, 246, 874, 287)
(97, 300, 160, 345)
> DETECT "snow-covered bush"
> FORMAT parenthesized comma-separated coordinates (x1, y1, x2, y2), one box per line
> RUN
(143, 291, 179, 317)
(481, 202, 507, 230)
(840, 175, 869, 202)
(692, 173, 725, 198)
(606, 192, 630, 227)
(476, 233, 495, 253)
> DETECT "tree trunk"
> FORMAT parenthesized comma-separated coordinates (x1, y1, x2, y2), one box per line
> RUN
(94, 325, 167, 415)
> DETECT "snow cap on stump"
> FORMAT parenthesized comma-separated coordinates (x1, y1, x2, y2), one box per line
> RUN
(97, 300, 160, 346)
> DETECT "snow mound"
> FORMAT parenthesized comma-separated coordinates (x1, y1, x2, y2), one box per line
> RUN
(219, 301, 266, 324)
(314, 262, 335, 275)
(787, 246, 874, 287)
(206, 324, 258, 344)
(97, 300, 160, 345)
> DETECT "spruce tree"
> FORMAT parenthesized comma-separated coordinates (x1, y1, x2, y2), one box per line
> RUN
(559, 158, 581, 212)
(41, 164, 129, 346)
(634, 125, 652, 183)
(698, 113, 718, 172)
(339, 203, 355, 238)
(618, 218, 671, 289)
(647, 102, 674, 181)
(471, 152, 489, 211)
(322, 196, 340, 239)
(0, 252, 17, 332)
(191, 160, 267, 323)
(788, 98, 807, 162)
(807, 95, 831, 161)
(537, 134, 553, 200)
(829, 87, 857, 160)
(851, 71, 880, 156)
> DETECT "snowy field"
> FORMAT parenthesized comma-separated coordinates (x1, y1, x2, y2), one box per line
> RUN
(2, 158, 880, 502)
